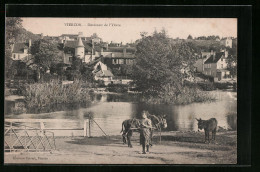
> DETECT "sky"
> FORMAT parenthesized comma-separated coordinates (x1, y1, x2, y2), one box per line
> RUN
(21, 18, 237, 44)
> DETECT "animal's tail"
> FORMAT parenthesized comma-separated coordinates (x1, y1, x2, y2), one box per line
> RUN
(120, 122, 124, 133)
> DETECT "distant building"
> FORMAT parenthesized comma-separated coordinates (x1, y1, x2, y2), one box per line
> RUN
(194, 51, 213, 72)
(109, 41, 122, 47)
(62, 36, 101, 64)
(220, 37, 232, 48)
(59, 32, 102, 44)
(101, 47, 135, 69)
(203, 50, 230, 80)
(90, 60, 114, 85)
(11, 39, 32, 61)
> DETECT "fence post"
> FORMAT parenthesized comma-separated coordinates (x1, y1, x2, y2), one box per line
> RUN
(84, 120, 87, 137)
(88, 117, 91, 137)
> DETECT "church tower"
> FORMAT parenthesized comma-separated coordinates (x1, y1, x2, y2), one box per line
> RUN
(75, 36, 85, 59)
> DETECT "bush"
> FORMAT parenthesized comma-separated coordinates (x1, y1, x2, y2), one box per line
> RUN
(107, 84, 128, 93)
(95, 80, 106, 88)
(65, 70, 81, 81)
(40, 73, 59, 82)
(140, 86, 215, 105)
(214, 82, 233, 90)
(195, 73, 214, 82)
(197, 82, 216, 91)
(21, 80, 92, 109)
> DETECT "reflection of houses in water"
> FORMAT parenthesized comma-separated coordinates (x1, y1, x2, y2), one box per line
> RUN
(174, 106, 196, 131)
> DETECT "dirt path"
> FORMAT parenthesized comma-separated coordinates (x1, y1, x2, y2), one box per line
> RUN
(4, 131, 237, 164)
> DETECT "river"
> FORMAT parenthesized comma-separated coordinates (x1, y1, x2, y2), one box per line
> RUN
(5, 90, 237, 136)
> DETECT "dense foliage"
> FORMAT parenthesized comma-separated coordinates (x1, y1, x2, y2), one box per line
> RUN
(133, 30, 195, 96)
(30, 39, 62, 72)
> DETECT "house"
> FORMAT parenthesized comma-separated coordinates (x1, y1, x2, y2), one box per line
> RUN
(91, 60, 114, 85)
(101, 47, 136, 69)
(220, 37, 232, 48)
(59, 34, 79, 43)
(59, 32, 102, 44)
(62, 36, 99, 64)
(194, 51, 213, 72)
(11, 39, 32, 61)
(203, 50, 230, 80)
(109, 42, 122, 47)
(43, 36, 60, 43)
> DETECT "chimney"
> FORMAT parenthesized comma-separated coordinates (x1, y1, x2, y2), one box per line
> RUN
(210, 50, 214, 55)
(29, 39, 32, 47)
(224, 49, 228, 58)
(40, 33, 43, 39)
(106, 43, 108, 50)
(101, 47, 103, 56)
(123, 48, 126, 57)
(212, 53, 216, 61)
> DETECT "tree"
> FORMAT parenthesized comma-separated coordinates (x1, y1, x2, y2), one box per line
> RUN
(81, 64, 94, 82)
(121, 64, 134, 77)
(187, 35, 193, 39)
(5, 17, 23, 44)
(30, 39, 61, 73)
(5, 18, 23, 79)
(133, 30, 196, 96)
(226, 55, 237, 77)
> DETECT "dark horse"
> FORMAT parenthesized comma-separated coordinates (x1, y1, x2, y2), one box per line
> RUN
(121, 113, 167, 148)
(196, 118, 218, 143)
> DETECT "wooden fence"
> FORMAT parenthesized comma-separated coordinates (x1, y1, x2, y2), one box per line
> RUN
(5, 118, 108, 138)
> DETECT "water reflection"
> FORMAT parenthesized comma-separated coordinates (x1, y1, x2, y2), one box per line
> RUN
(6, 91, 237, 136)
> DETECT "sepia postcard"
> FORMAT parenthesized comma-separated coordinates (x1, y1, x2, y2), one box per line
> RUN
(4, 17, 238, 164)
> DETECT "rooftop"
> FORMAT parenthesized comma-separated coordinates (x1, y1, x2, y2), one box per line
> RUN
(204, 52, 225, 64)
(103, 52, 135, 58)
(12, 43, 29, 53)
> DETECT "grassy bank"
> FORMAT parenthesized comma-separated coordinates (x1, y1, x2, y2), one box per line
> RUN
(140, 87, 216, 105)
(20, 80, 92, 109)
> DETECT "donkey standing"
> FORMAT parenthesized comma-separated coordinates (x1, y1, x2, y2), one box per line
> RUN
(196, 118, 218, 143)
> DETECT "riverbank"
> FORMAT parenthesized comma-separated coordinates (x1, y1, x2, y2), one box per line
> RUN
(5, 130, 237, 164)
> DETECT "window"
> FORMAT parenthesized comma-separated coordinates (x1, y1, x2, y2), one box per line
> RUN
(221, 64, 223, 68)
(18, 54, 20, 59)
(119, 59, 124, 64)
(113, 59, 117, 64)
(13, 54, 16, 59)
(69, 57, 73, 62)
